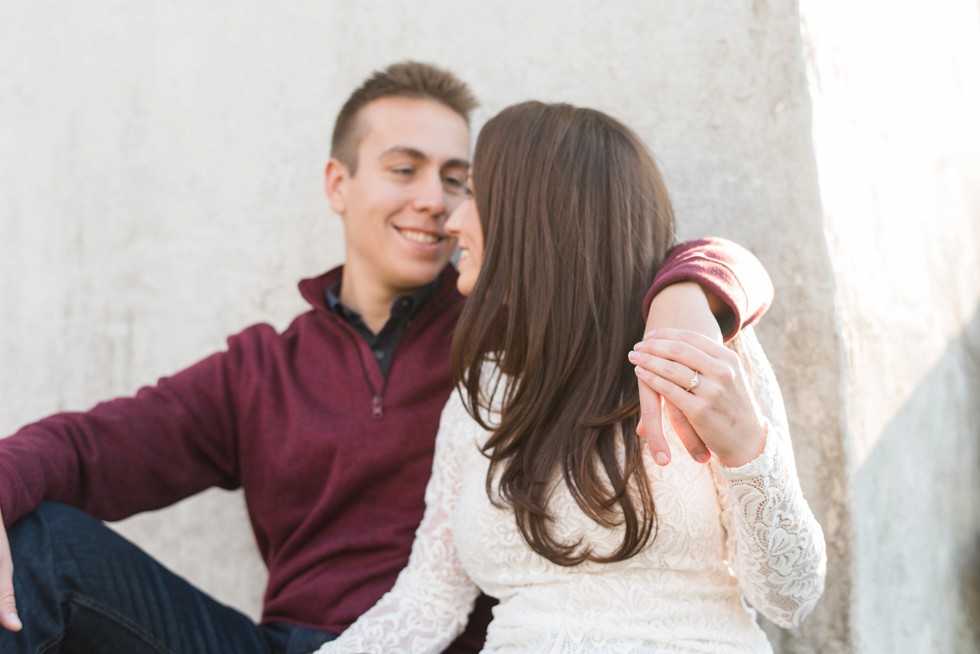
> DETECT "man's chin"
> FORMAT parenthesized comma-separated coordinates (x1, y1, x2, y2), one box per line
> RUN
(397, 265, 450, 292)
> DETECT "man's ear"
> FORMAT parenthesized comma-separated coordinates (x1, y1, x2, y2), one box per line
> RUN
(324, 158, 350, 214)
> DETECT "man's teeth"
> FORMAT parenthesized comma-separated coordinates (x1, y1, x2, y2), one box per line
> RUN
(401, 229, 440, 244)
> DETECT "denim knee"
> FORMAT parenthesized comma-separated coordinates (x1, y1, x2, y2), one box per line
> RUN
(8, 502, 97, 564)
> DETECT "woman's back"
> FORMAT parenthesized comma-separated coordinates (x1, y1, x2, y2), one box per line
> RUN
(442, 329, 819, 652)
(452, 397, 765, 652)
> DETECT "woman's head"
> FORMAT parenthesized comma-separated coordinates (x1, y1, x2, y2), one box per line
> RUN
(448, 101, 675, 300)
(451, 101, 676, 565)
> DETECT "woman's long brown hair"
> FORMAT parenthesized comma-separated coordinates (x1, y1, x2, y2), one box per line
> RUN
(451, 102, 676, 566)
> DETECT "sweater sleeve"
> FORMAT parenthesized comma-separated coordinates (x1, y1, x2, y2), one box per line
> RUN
(644, 237, 774, 341)
(0, 325, 267, 527)
(711, 328, 827, 628)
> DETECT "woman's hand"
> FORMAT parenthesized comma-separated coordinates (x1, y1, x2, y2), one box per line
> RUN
(637, 282, 724, 466)
(629, 328, 767, 468)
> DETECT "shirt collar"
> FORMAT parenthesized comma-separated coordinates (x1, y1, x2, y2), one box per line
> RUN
(325, 277, 440, 330)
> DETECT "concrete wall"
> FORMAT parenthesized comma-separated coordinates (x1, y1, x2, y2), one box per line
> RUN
(1, 1, 977, 652)
(800, 1, 980, 652)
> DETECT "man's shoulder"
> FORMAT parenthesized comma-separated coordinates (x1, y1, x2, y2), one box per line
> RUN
(224, 266, 344, 352)
(296, 265, 344, 312)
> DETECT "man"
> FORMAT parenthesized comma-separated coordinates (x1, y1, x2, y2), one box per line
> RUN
(0, 62, 772, 652)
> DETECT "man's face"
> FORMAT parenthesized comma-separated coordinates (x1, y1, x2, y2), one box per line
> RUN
(326, 96, 470, 305)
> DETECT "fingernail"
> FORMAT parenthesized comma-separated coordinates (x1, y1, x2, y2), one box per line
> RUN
(627, 351, 639, 363)
(654, 451, 669, 466)
(695, 452, 710, 464)
(632, 342, 644, 351)
(645, 329, 657, 338)
(6, 610, 21, 631)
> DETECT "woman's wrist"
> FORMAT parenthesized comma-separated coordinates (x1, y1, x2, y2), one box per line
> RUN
(716, 421, 768, 469)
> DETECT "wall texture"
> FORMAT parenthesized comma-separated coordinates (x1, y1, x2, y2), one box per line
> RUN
(1, 1, 977, 652)
(799, 1, 980, 652)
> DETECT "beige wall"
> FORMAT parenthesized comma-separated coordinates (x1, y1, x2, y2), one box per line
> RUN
(1, 1, 977, 652)
(800, 1, 980, 651)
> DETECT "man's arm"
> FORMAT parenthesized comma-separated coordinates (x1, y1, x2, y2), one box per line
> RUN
(644, 237, 774, 341)
(0, 344, 245, 528)
(0, 325, 259, 632)
(638, 237, 773, 466)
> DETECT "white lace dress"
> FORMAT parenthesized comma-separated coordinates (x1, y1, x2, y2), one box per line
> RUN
(317, 329, 826, 653)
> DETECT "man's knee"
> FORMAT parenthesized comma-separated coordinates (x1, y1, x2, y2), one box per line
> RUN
(11, 501, 83, 535)
(7, 502, 103, 563)
(27, 501, 84, 526)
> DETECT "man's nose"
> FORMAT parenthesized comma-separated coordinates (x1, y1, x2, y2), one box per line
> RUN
(412, 172, 448, 216)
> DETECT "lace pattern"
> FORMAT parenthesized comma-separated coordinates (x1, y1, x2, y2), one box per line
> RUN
(712, 330, 827, 628)
(318, 327, 825, 653)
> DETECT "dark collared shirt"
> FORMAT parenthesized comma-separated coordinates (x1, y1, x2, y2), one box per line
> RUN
(325, 278, 440, 377)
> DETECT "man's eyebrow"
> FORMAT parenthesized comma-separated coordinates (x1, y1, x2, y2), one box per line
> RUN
(441, 158, 471, 172)
(379, 146, 427, 161)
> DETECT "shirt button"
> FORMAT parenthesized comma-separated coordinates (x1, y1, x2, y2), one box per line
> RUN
(373, 349, 384, 360)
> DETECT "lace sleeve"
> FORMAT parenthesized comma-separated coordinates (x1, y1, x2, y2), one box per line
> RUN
(711, 327, 827, 628)
(316, 391, 481, 654)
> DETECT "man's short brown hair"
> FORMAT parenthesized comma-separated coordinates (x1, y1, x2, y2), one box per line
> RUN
(330, 61, 478, 174)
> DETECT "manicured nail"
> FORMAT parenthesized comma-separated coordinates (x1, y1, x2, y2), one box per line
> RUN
(632, 342, 644, 351)
(695, 452, 710, 464)
(627, 351, 639, 363)
(5, 610, 21, 631)
(654, 451, 669, 466)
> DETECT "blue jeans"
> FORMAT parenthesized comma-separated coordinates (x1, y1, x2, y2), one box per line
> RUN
(0, 503, 337, 654)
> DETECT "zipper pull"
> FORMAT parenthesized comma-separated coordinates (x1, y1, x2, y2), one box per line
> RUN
(372, 395, 384, 420)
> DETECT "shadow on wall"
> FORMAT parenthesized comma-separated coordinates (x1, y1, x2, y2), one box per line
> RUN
(849, 302, 980, 654)
(760, 302, 980, 654)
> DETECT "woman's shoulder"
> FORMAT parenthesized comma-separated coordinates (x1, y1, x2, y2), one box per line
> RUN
(440, 360, 507, 440)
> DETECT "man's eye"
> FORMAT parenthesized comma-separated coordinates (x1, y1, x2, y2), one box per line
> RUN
(444, 176, 470, 195)
(393, 167, 414, 176)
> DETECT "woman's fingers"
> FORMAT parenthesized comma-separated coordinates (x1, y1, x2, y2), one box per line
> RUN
(644, 327, 733, 359)
(629, 347, 701, 395)
(663, 401, 709, 462)
(631, 362, 711, 463)
(637, 378, 672, 466)
(630, 328, 767, 467)
(637, 333, 732, 377)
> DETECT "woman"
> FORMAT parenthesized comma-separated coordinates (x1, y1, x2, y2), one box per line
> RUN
(317, 102, 826, 653)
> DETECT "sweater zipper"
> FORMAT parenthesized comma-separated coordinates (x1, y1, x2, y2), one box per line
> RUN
(349, 332, 386, 421)
(330, 314, 387, 420)
(356, 356, 385, 421)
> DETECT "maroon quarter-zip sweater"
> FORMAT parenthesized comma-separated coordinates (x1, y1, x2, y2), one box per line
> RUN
(0, 238, 773, 646)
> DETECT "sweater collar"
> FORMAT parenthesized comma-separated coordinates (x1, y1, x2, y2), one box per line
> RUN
(297, 264, 463, 317)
